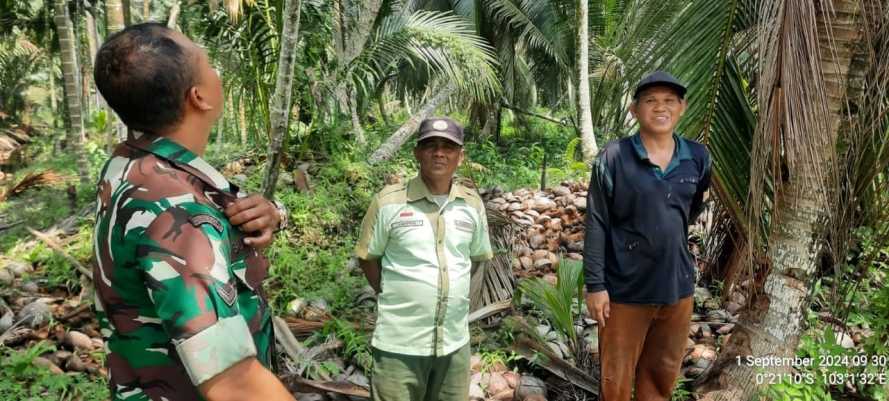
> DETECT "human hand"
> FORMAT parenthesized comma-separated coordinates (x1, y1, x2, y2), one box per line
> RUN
(585, 290, 610, 328)
(224, 194, 280, 249)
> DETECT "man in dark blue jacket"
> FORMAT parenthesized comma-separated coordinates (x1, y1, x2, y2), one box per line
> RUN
(583, 71, 711, 401)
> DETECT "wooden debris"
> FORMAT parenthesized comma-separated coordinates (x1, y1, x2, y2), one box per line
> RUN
(513, 335, 599, 395)
(288, 377, 370, 398)
(26, 227, 92, 280)
(468, 299, 512, 323)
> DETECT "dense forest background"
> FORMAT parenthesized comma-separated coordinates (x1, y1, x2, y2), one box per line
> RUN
(1, 0, 888, 400)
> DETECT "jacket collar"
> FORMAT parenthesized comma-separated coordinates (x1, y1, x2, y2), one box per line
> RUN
(629, 132, 692, 162)
(124, 131, 234, 193)
(406, 175, 472, 204)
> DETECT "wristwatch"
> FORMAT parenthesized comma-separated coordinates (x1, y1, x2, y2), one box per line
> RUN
(273, 200, 289, 232)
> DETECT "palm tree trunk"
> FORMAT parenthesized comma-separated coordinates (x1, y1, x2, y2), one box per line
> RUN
(350, 91, 366, 146)
(129, 0, 144, 24)
(368, 84, 456, 165)
(54, 0, 90, 186)
(84, 6, 101, 113)
(167, 0, 181, 29)
(261, 0, 302, 198)
(704, 1, 864, 399)
(106, 0, 125, 33)
(333, 0, 383, 142)
(105, 0, 127, 145)
(576, 0, 597, 163)
(239, 96, 248, 145)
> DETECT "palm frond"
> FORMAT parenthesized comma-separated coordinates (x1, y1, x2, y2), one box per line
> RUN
(346, 10, 500, 103)
(487, 0, 569, 67)
(0, 37, 44, 121)
(586, 0, 688, 140)
(746, 0, 834, 256)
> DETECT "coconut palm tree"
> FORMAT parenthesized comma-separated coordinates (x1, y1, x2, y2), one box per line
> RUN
(627, 1, 889, 399)
(262, 0, 302, 197)
(53, 0, 90, 186)
(575, 0, 596, 162)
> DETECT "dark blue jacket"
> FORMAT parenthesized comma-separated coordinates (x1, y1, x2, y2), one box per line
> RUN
(583, 133, 711, 305)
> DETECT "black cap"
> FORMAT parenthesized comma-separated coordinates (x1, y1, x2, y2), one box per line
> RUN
(417, 117, 464, 146)
(633, 70, 687, 99)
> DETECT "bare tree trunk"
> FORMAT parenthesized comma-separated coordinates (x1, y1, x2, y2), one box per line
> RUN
(54, 0, 90, 186)
(167, 0, 181, 29)
(703, 1, 864, 399)
(576, 0, 597, 164)
(261, 0, 302, 198)
(368, 85, 456, 165)
(143, 0, 151, 20)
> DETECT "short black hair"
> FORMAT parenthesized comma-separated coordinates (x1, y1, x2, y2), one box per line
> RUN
(94, 23, 196, 133)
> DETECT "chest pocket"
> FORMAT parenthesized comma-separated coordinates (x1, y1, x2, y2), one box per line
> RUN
(390, 213, 432, 248)
(444, 210, 476, 257)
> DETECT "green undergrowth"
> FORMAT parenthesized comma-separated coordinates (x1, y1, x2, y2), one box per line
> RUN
(0, 342, 108, 401)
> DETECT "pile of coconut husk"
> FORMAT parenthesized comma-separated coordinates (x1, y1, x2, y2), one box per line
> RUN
(481, 182, 588, 280)
(468, 355, 547, 401)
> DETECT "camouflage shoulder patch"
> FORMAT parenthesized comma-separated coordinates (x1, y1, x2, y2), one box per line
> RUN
(189, 213, 224, 233)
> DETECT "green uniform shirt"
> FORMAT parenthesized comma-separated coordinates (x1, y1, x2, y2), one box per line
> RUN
(356, 176, 494, 357)
(92, 133, 274, 401)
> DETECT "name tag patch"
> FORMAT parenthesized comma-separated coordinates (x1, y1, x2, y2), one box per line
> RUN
(392, 219, 424, 229)
(678, 177, 699, 184)
(454, 219, 474, 233)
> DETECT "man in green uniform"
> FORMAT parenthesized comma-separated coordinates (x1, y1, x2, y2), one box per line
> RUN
(92, 23, 295, 401)
(355, 117, 494, 401)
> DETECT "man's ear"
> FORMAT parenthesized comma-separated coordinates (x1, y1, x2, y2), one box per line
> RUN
(679, 98, 687, 117)
(186, 86, 213, 112)
(457, 149, 465, 166)
(629, 101, 638, 118)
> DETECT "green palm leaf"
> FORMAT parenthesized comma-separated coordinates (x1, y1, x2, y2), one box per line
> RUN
(487, 0, 569, 67)
(346, 10, 500, 102)
(517, 259, 585, 358)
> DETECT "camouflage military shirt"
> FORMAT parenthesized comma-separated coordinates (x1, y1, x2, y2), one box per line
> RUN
(92, 133, 274, 401)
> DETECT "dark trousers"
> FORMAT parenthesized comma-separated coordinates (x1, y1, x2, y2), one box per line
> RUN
(598, 296, 693, 401)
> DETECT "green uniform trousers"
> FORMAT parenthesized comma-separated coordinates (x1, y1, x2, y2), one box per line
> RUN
(371, 343, 471, 401)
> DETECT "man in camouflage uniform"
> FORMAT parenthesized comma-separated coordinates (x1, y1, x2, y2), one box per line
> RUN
(356, 117, 494, 401)
(92, 23, 295, 401)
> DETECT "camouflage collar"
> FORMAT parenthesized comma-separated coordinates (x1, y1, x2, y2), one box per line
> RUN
(406, 176, 472, 204)
(124, 132, 234, 193)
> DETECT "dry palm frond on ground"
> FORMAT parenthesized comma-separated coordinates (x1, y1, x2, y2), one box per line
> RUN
(0, 171, 66, 202)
